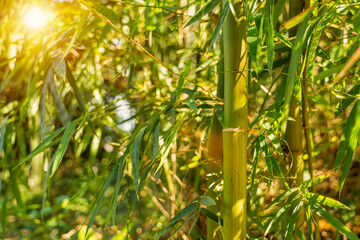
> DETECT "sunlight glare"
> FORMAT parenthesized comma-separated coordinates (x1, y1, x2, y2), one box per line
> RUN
(23, 7, 48, 29)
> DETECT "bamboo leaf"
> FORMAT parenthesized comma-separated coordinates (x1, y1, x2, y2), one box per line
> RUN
(265, 193, 300, 235)
(307, 9, 334, 86)
(62, 8, 89, 61)
(284, 11, 312, 109)
(50, 120, 79, 177)
(186, 96, 197, 113)
(335, 84, 360, 117)
(200, 207, 223, 225)
(314, 64, 345, 83)
(283, 7, 315, 30)
(259, 135, 288, 188)
(262, 121, 282, 155)
(310, 204, 359, 240)
(176, 59, 192, 100)
(304, 192, 350, 210)
(273, 0, 286, 26)
(170, 211, 197, 239)
(274, 31, 293, 49)
(284, 201, 304, 240)
(184, 0, 222, 28)
(334, 101, 360, 193)
(14, 127, 65, 169)
(131, 126, 147, 196)
(201, 196, 216, 206)
(155, 202, 199, 239)
(47, 67, 71, 127)
(299, 175, 330, 190)
(264, 0, 274, 74)
(305, 205, 314, 240)
(250, 139, 260, 199)
(0, 116, 8, 154)
(86, 147, 129, 236)
(207, 1, 229, 53)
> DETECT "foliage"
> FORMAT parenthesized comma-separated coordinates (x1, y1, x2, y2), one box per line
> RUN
(0, 0, 360, 239)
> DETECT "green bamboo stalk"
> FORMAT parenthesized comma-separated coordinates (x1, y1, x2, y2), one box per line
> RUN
(286, 0, 305, 238)
(206, 44, 224, 240)
(222, 0, 248, 238)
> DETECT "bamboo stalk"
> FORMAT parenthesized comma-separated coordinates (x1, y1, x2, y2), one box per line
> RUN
(286, 0, 305, 238)
(222, 0, 248, 238)
(205, 17, 224, 240)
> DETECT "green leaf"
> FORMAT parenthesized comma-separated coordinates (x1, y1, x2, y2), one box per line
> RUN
(184, 0, 222, 28)
(264, 0, 274, 74)
(186, 96, 197, 113)
(200, 196, 216, 206)
(14, 127, 65, 169)
(274, 31, 293, 49)
(177, 59, 192, 100)
(259, 135, 289, 188)
(283, 6, 314, 30)
(131, 126, 147, 196)
(47, 67, 71, 127)
(86, 147, 129, 236)
(299, 175, 330, 190)
(0, 116, 8, 154)
(310, 204, 359, 240)
(93, 4, 119, 23)
(334, 101, 360, 193)
(207, 1, 229, 53)
(284, 10, 312, 109)
(265, 193, 300, 235)
(284, 200, 304, 240)
(335, 84, 360, 118)
(155, 202, 199, 239)
(170, 211, 197, 239)
(273, 0, 286, 26)
(305, 205, 314, 240)
(262, 121, 282, 155)
(50, 119, 79, 177)
(314, 64, 345, 83)
(62, 8, 89, 61)
(306, 9, 334, 86)
(200, 207, 223, 225)
(304, 192, 350, 210)
(266, 188, 298, 210)
(250, 139, 260, 199)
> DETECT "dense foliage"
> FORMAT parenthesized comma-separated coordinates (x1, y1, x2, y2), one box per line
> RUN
(0, 0, 360, 239)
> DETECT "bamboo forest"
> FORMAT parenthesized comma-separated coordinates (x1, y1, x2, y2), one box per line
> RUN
(1, 0, 360, 239)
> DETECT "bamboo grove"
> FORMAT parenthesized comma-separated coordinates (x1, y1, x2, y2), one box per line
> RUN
(1, 0, 360, 239)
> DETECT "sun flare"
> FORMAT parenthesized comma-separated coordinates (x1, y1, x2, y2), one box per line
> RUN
(23, 7, 48, 29)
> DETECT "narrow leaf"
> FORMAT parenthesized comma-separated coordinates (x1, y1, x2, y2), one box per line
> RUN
(131, 126, 147, 196)
(50, 120, 79, 177)
(14, 127, 65, 169)
(0, 116, 8, 154)
(206, 1, 229, 53)
(201, 196, 216, 207)
(47, 68, 71, 126)
(284, 11, 312, 109)
(311, 204, 359, 240)
(264, 0, 274, 74)
(155, 202, 199, 239)
(334, 101, 360, 193)
(184, 0, 222, 28)
(283, 7, 315, 30)
(299, 175, 330, 190)
(265, 193, 300, 235)
(284, 201, 304, 240)
(335, 84, 360, 117)
(304, 192, 350, 210)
